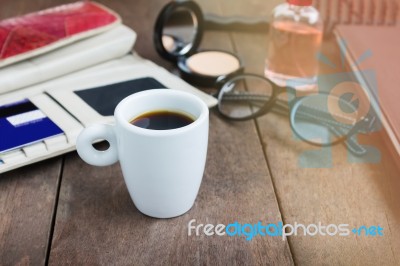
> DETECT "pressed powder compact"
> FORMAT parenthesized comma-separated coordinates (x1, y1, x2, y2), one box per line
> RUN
(186, 51, 241, 77)
(154, 1, 244, 86)
(176, 49, 242, 86)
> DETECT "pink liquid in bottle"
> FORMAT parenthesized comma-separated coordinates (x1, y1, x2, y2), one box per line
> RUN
(265, 1, 323, 89)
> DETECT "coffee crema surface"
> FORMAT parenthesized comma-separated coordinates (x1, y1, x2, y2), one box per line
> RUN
(130, 110, 194, 130)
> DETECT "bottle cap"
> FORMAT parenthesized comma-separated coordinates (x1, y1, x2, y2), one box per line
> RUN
(287, 0, 313, 6)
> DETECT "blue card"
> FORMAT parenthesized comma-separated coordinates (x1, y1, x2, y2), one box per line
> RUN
(0, 99, 63, 153)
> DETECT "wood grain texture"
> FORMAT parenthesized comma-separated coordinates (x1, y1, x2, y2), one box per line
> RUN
(2, 0, 399, 265)
(0, 158, 62, 266)
(47, 0, 293, 265)
(230, 9, 400, 265)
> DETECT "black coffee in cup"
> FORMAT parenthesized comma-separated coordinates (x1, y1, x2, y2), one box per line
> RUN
(130, 110, 194, 130)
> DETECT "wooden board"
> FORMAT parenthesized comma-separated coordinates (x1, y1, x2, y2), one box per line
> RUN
(0, 158, 62, 265)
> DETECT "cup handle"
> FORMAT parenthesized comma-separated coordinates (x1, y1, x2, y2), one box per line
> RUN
(76, 124, 119, 166)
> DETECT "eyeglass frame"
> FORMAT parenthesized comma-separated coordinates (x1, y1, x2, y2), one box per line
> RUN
(213, 73, 378, 148)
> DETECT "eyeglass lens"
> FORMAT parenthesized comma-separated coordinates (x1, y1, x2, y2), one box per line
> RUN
(290, 93, 360, 146)
(217, 75, 274, 120)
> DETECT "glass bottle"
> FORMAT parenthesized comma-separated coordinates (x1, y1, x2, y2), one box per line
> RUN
(265, 0, 323, 89)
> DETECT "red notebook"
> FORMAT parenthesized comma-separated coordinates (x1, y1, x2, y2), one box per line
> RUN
(334, 24, 400, 159)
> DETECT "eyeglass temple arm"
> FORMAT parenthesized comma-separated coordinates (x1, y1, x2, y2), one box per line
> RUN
(324, 123, 367, 156)
(219, 93, 372, 135)
(224, 93, 355, 128)
(288, 108, 366, 155)
(272, 99, 367, 156)
(218, 92, 367, 155)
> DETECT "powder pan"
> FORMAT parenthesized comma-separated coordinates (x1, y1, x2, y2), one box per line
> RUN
(177, 50, 243, 87)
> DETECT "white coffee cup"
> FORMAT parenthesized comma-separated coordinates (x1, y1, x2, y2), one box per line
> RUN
(76, 89, 209, 218)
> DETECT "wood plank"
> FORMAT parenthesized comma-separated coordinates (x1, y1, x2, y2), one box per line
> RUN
(48, 0, 293, 264)
(232, 19, 400, 266)
(0, 158, 62, 265)
(216, 0, 282, 18)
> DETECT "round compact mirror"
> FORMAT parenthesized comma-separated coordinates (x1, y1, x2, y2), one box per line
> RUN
(154, 1, 243, 87)
(154, 1, 203, 62)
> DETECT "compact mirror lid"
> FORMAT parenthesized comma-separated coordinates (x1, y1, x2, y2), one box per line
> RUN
(154, 1, 204, 62)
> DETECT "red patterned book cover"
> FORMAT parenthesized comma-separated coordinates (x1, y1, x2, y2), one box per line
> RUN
(0, 1, 120, 68)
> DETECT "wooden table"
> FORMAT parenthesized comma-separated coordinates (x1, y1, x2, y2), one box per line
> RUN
(1, 0, 400, 265)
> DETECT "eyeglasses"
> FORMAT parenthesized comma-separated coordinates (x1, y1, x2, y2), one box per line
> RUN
(214, 74, 377, 156)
